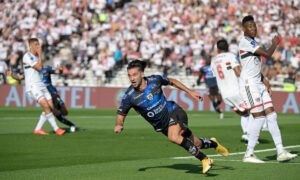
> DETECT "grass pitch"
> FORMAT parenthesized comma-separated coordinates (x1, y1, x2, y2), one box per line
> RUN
(0, 107, 299, 180)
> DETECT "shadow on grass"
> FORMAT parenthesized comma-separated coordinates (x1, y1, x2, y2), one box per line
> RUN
(138, 163, 234, 176)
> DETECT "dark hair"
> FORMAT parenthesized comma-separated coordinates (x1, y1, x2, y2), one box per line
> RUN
(127, 60, 147, 72)
(28, 38, 39, 45)
(242, 15, 254, 26)
(217, 39, 229, 51)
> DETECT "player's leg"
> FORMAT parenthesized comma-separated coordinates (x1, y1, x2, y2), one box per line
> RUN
(163, 108, 214, 174)
(43, 90, 65, 135)
(52, 95, 76, 131)
(174, 107, 228, 156)
(209, 87, 223, 117)
(241, 85, 265, 163)
(167, 123, 213, 174)
(263, 91, 297, 161)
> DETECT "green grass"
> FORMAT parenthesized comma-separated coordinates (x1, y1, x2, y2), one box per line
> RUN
(0, 107, 300, 180)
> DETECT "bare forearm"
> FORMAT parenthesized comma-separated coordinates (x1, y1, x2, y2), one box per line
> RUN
(265, 44, 278, 57)
(116, 114, 125, 126)
(169, 78, 192, 93)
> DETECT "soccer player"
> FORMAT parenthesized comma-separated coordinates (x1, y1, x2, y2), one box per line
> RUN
(40, 65, 77, 132)
(211, 39, 252, 142)
(7, 66, 77, 132)
(238, 15, 297, 163)
(22, 38, 65, 135)
(197, 55, 224, 119)
(114, 60, 229, 174)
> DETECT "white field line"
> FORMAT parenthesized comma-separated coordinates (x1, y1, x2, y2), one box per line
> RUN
(172, 145, 300, 159)
(209, 158, 300, 165)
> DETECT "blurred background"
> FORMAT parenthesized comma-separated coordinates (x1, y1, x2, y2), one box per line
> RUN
(0, 0, 299, 92)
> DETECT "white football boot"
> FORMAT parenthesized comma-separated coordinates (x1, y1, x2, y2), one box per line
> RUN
(277, 150, 298, 162)
(243, 154, 265, 163)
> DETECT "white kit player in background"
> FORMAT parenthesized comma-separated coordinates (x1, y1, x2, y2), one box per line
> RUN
(23, 38, 65, 136)
(211, 39, 253, 143)
(238, 15, 297, 163)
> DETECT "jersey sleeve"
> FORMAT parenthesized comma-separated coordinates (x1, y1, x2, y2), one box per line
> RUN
(154, 75, 169, 85)
(23, 54, 38, 67)
(239, 38, 260, 54)
(117, 93, 132, 116)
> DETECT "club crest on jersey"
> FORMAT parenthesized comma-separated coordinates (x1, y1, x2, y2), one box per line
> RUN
(250, 40, 257, 47)
(147, 93, 153, 101)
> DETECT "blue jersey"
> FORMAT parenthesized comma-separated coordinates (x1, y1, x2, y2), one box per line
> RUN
(117, 75, 179, 132)
(40, 66, 58, 96)
(199, 65, 217, 87)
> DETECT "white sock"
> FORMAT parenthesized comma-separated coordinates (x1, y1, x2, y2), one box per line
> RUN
(46, 112, 59, 131)
(35, 112, 47, 130)
(266, 112, 284, 155)
(262, 119, 268, 129)
(245, 116, 265, 157)
(241, 115, 249, 134)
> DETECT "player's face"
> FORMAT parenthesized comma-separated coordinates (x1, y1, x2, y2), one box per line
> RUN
(127, 67, 144, 89)
(30, 41, 40, 54)
(243, 21, 257, 38)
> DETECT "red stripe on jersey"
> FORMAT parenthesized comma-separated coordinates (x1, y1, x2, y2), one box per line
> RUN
(249, 104, 263, 110)
(226, 62, 231, 65)
(264, 101, 272, 105)
(240, 50, 245, 54)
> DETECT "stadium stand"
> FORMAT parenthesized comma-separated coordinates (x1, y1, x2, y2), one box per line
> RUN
(0, 0, 299, 91)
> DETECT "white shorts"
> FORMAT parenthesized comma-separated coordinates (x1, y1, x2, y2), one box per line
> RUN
(223, 94, 248, 112)
(240, 83, 273, 113)
(27, 87, 52, 103)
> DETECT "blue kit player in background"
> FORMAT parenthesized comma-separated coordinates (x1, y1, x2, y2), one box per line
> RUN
(197, 54, 224, 119)
(40, 65, 77, 132)
(114, 60, 229, 175)
(7, 65, 77, 132)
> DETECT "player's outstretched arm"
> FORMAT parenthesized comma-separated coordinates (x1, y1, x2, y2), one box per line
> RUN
(114, 114, 126, 133)
(254, 36, 280, 58)
(168, 78, 203, 101)
(54, 65, 64, 74)
(6, 69, 24, 80)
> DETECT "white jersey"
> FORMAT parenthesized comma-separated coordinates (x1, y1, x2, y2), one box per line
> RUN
(22, 52, 45, 92)
(238, 36, 262, 85)
(211, 52, 240, 98)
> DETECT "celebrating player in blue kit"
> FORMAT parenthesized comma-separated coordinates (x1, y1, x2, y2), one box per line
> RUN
(114, 60, 229, 174)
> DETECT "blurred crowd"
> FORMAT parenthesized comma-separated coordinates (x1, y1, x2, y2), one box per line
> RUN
(0, 0, 299, 86)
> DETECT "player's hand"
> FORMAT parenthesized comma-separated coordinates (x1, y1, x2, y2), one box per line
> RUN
(5, 68, 12, 76)
(114, 125, 123, 133)
(36, 46, 42, 56)
(272, 36, 280, 45)
(19, 74, 25, 79)
(189, 91, 203, 101)
(58, 65, 64, 74)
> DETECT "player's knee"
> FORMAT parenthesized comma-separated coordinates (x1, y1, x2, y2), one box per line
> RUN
(168, 133, 181, 144)
(61, 107, 68, 116)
